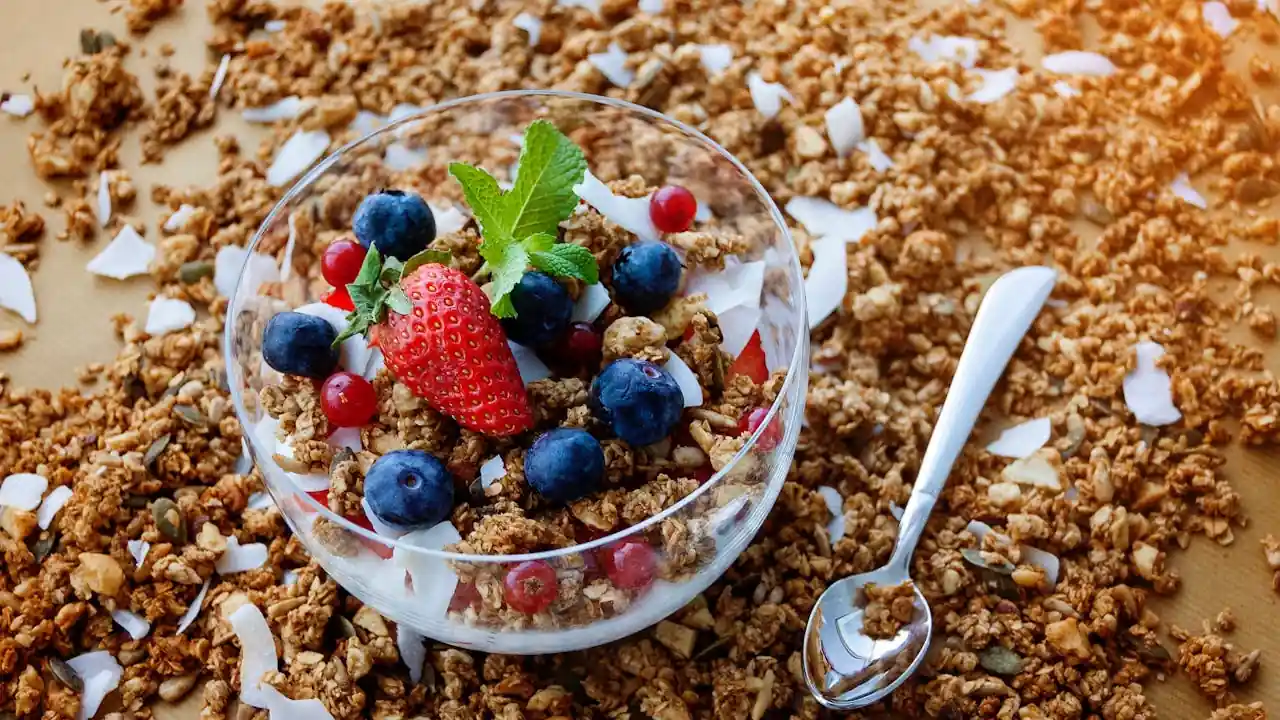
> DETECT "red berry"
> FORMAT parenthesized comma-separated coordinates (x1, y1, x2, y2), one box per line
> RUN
(562, 322, 602, 365)
(449, 582, 482, 612)
(322, 287, 355, 311)
(503, 561, 559, 614)
(726, 331, 768, 385)
(602, 540, 657, 590)
(650, 185, 698, 234)
(321, 239, 367, 287)
(739, 407, 780, 450)
(692, 465, 714, 484)
(320, 372, 378, 427)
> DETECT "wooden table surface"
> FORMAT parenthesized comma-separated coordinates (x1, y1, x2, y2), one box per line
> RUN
(0, 2, 1277, 718)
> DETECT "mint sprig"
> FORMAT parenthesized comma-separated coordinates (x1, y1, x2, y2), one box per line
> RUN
(448, 119, 598, 318)
(333, 246, 451, 345)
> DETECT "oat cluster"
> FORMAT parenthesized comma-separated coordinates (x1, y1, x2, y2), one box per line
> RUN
(2, 0, 1280, 718)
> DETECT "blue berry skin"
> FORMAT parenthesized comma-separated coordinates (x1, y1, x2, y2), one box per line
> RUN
(364, 450, 455, 529)
(611, 241, 683, 315)
(525, 428, 606, 503)
(500, 272, 573, 347)
(589, 359, 684, 446)
(352, 190, 436, 261)
(262, 311, 340, 379)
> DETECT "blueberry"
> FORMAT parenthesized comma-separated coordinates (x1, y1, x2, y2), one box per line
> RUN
(500, 272, 573, 347)
(525, 428, 605, 503)
(611, 240, 682, 315)
(589, 359, 684, 446)
(352, 189, 436, 261)
(364, 450, 455, 529)
(262, 311, 340, 379)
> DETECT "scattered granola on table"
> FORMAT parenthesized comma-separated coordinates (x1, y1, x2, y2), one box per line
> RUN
(1, 0, 1280, 718)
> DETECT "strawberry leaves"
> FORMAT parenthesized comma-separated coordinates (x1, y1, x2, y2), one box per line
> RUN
(448, 119, 598, 318)
(334, 246, 451, 345)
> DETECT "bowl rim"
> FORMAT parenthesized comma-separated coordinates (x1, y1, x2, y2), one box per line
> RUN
(226, 88, 809, 564)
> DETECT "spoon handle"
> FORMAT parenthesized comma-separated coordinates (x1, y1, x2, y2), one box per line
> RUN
(886, 266, 1057, 572)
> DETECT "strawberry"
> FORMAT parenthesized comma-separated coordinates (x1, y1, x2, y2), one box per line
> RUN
(726, 330, 769, 385)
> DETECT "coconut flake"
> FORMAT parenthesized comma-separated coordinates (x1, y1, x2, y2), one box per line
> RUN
(718, 305, 762, 357)
(1042, 51, 1117, 77)
(571, 282, 612, 323)
(0, 94, 34, 117)
(362, 348, 386, 381)
(350, 110, 386, 136)
(87, 226, 156, 279)
(216, 536, 269, 574)
(111, 609, 151, 640)
(228, 603, 278, 708)
(393, 522, 462, 618)
(857, 140, 894, 172)
(663, 353, 703, 407)
(264, 19, 286, 31)
(824, 97, 864, 157)
(804, 236, 849, 329)
(429, 202, 468, 235)
(509, 341, 553, 383)
(282, 569, 300, 585)
(588, 43, 634, 87)
(387, 103, 425, 127)
(1001, 450, 1063, 491)
(214, 245, 280, 299)
(1052, 81, 1081, 98)
(694, 199, 713, 222)
(479, 455, 506, 490)
(36, 485, 73, 529)
(638, 0, 663, 11)
(127, 539, 150, 568)
(985, 417, 1051, 459)
(513, 12, 542, 46)
(746, 71, 794, 120)
(0, 473, 47, 511)
(397, 624, 428, 685)
(908, 34, 980, 68)
(685, 261, 765, 315)
(965, 520, 1060, 587)
(210, 54, 231, 100)
(816, 486, 845, 542)
(1123, 341, 1182, 426)
(557, 0, 603, 13)
(163, 204, 197, 232)
(573, 171, 660, 242)
(328, 426, 362, 454)
(1202, 2, 1238, 36)
(0, 253, 37, 323)
(246, 492, 275, 511)
(1170, 172, 1207, 209)
(361, 497, 409, 539)
(144, 297, 196, 336)
(968, 67, 1019, 104)
(268, 130, 330, 187)
(785, 196, 877, 244)
(697, 44, 733, 76)
(384, 142, 429, 172)
(96, 172, 112, 227)
(176, 578, 210, 634)
(67, 651, 123, 720)
(242, 96, 311, 123)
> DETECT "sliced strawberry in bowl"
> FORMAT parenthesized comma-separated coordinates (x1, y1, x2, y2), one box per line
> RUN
(726, 330, 768, 384)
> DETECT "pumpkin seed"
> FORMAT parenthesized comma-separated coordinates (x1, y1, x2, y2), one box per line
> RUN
(693, 633, 735, 661)
(31, 535, 57, 562)
(1122, 633, 1173, 666)
(144, 434, 172, 468)
(124, 375, 148, 401)
(151, 498, 187, 544)
(178, 261, 214, 285)
(335, 616, 358, 639)
(961, 548, 1014, 575)
(979, 646, 1024, 676)
(50, 658, 83, 692)
(174, 405, 208, 427)
(79, 28, 116, 55)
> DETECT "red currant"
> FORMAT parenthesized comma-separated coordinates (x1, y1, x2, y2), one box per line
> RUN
(503, 560, 559, 614)
(321, 239, 367, 287)
(602, 540, 657, 590)
(322, 286, 355, 311)
(448, 582, 482, 612)
(320, 372, 378, 428)
(739, 407, 780, 451)
(562, 322, 603, 365)
(649, 185, 697, 234)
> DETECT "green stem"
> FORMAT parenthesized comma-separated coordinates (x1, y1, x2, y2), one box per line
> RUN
(471, 262, 492, 283)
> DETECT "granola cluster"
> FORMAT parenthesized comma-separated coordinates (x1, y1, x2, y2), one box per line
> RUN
(0, 0, 1279, 718)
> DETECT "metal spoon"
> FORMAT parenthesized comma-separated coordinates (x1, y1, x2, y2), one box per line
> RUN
(802, 265, 1058, 710)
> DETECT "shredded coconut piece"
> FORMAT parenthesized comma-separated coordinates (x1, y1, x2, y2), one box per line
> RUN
(111, 609, 151, 640)
(86, 226, 156, 280)
(1123, 341, 1183, 426)
(557, 0, 602, 13)
(213, 245, 280, 299)
(0, 253, 37, 323)
(228, 603, 278, 708)
(824, 97, 864, 157)
(176, 578, 210, 634)
(1052, 80, 1081, 98)
(163, 204, 197, 232)
(127, 539, 150, 568)
(67, 651, 123, 720)
(785, 196, 877, 243)
(0, 473, 47, 511)
(697, 44, 733, 76)
(967, 520, 1060, 586)
(513, 12, 541, 46)
(908, 34, 980, 68)
(816, 486, 845, 542)
(804, 236, 849, 329)
(397, 624, 428, 685)
(329, 426, 362, 454)
(638, 0, 663, 11)
(1042, 51, 1117, 76)
(588, 43, 634, 87)
(267, 130, 330, 187)
(264, 19, 286, 32)
(393, 522, 462, 618)
(509, 341, 553, 383)
(572, 282, 612, 323)
(1202, 3, 1238, 37)
(362, 497, 409, 539)
(858, 139, 894, 172)
(573, 170, 660, 242)
(428, 202, 468, 236)
(968, 67, 1019, 104)
(664, 353, 704, 407)
(216, 536, 269, 574)
(210, 54, 231, 100)
(36, 485, 73, 529)
(96, 171, 112, 227)
(746, 71, 793, 120)
(349, 110, 385, 136)
(1170, 172, 1208, 208)
(479, 455, 506, 490)
(384, 142, 429, 171)
(986, 417, 1051, 459)
(144, 297, 196, 336)
(685, 261, 765, 314)
(242, 96, 312, 123)
(246, 492, 274, 511)
(0, 94, 34, 117)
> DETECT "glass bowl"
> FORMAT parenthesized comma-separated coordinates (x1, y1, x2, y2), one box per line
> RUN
(225, 90, 809, 653)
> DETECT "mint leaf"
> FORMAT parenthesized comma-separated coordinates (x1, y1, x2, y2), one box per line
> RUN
(530, 243, 599, 284)
(333, 244, 414, 343)
(449, 163, 509, 242)
(520, 232, 556, 254)
(352, 245, 384, 288)
(506, 120, 587, 240)
(488, 244, 529, 318)
(386, 287, 413, 315)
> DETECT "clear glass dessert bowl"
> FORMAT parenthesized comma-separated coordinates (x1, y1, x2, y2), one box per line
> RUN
(225, 90, 808, 653)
